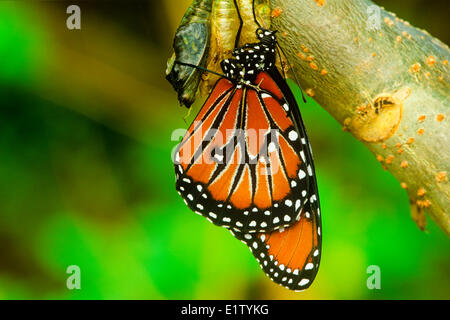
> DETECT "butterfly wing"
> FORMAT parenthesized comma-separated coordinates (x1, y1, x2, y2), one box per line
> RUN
(231, 68, 322, 290)
(231, 198, 321, 291)
(174, 72, 312, 233)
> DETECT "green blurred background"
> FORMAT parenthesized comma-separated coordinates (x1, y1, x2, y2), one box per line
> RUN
(0, 0, 448, 299)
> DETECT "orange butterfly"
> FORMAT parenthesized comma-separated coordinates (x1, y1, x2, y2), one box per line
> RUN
(171, 0, 321, 290)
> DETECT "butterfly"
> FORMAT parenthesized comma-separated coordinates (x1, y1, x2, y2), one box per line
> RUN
(171, 0, 322, 291)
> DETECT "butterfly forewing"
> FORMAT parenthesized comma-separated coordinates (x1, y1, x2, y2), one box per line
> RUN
(175, 71, 312, 233)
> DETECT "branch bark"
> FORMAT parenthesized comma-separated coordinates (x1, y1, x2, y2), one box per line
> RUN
(268, 0, 449, 234)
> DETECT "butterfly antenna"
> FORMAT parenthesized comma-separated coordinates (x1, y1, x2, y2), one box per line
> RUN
(174, 61, 228, 79)
(275, 44, 288, 80)
(233, 0, 243, 49)
(252, 0, 263, 28)
(277, 44, 307, 103)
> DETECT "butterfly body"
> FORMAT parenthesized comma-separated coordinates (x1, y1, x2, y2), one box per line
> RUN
(221, 28, 278, 83)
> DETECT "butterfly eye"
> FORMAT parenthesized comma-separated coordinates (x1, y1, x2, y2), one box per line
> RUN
(256, 28, 264, 38)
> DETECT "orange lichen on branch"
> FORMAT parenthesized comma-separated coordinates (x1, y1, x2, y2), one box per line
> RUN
(418, 115, 426, 122)
(417, 199, 431, 208)
(320, 69, 328, 76)
(314, 0, 325, 6)
(385, 155, 395, 164)
(409, 63, 421, 73)
(436, 171, 447, 182)
(401, 182, 408, 189)
(417, 188, 426, 197)
(400, 160, 409, 168)
(384, 17, 394, 27)
(271, 7, 283, 18)
(436, 114, 444, 122)
(426, 56, 437, 66)
(296, 52, 306, 60)
(406, 137, 415, 144)
(309, 62, 318, 70)
(305, 88, 315, 97)
(417, 128, 424, 135)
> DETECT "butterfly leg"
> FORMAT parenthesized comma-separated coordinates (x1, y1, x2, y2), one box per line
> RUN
(233, 0, 243, 49)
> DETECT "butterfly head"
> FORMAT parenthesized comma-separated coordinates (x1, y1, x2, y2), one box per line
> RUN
(256, 28, 277, 47)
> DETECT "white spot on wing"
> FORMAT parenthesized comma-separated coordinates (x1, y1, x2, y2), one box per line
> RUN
(209, 212, 217, 219)
(288, 131, 298, 141)
(298, 170, 306, 179)
(295, 200, 301, 211)
(300, 151, 306, 162)
(299, 279, 310, 286)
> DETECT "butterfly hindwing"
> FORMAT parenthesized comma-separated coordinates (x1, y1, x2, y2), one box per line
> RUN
(232, 67, 322, 290)
(231, 197, 321, 291)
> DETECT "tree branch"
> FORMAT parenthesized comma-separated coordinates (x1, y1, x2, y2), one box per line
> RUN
(270, 0, 449, 235)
